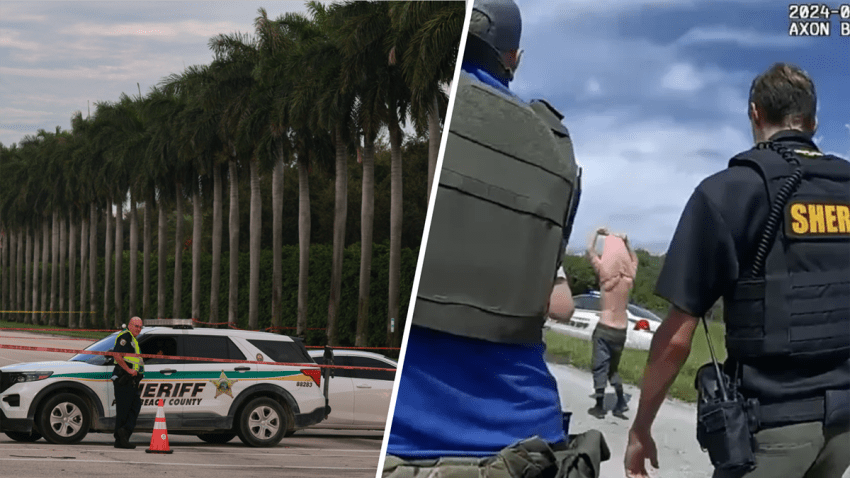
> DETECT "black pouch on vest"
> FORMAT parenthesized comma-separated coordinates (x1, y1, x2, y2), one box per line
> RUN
(824, 389, 850, 431)
(695, 363, 757, 473)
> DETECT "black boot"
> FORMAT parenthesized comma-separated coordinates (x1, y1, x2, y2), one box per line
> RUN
(114, 428, 136, 449)
(587, 388, 606, 418)
(613, 385, 629, 418)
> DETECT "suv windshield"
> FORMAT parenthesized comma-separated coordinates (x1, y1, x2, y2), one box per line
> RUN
(69, 331, 123, 365)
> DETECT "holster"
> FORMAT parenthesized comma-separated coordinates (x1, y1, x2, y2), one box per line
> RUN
(824, 389, 850, 431)
(695, 363, 757, 473)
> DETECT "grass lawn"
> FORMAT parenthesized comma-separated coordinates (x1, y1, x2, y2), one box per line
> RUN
(545, 319, 727, 403)
(0, 320, 112, 341)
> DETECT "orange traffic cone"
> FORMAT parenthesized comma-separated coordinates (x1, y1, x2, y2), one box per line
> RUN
(146, 399, 173, 454)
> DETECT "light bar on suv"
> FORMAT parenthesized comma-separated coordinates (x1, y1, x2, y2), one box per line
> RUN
(143, 318, 194, 329)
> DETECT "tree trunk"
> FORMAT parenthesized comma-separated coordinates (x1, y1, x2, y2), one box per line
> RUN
(173, 185, 184, 320)
(79, 215, 88, 329)
(68, 215, 77, 328)
(248, 156, 261, 330)
(58, 216, 66, 326)
(157, 202, 167, 319)
(50, 211, 60, 326)
(88, 204, 97, 325)
(41, 217, 50, 325)
(327, 125, 348, 347)
(0, 224, 5, 315)
(271, 146, 284, 331)
(24, 227, 32, 324)
(297, 155, 310, 338)
(388, 122, 403, 347)
(129, 192, 138, 318)
(143, 192, 153, 320)
(228, 159, 239, 326)
(8, 229, 15, 322)
(192, 186, 202, 322)
(32, 225, 41, 325)
(356, 134, 376, 347)
(114, 201, 123, 328)
(427, 93, 441, 205)
(102, 205, 113, 328)
(210, 163, 222, 324)
(15, 229, 22, 322)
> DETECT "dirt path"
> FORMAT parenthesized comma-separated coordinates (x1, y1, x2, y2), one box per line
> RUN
(548, 361, 712, 478)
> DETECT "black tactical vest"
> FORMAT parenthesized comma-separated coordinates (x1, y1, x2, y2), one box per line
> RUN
(413, 73, 581, 344)
(724, 144, 850, 361)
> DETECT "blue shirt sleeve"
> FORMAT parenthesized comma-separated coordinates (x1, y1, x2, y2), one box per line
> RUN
(655, 187, 739, 318)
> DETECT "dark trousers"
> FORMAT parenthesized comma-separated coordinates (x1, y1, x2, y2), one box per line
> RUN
(113, 380, 142, 440)
(591, 323, 626, 392)
(712, 422, 850, 478)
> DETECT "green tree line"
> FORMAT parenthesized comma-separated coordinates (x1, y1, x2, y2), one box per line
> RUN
(0, 1, 464, 348)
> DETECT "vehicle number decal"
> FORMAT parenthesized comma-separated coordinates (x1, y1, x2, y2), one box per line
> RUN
(297, 381, 312, 387)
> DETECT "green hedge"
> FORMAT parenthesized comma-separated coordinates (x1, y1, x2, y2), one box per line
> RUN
(6, 243, 418, 348)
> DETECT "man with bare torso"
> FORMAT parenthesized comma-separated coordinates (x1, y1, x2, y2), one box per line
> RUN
(586, 227, 638, 419)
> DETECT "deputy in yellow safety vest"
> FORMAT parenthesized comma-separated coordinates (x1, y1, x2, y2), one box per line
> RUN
(112, 316, 144, 449)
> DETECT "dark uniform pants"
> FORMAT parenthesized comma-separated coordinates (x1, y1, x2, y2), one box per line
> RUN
(113, 380, 142, 439)
(591, 323, 626, 392)
(712, 422, 850, 478)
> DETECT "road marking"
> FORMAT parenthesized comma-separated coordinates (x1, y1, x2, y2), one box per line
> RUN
(0, 458, 377, 470)
(0, 446, 380, 455)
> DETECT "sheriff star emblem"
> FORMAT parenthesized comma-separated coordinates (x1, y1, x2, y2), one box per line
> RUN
(209, 371, 237, 398)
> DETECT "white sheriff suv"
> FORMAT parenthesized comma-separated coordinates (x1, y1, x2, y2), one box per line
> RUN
(0, 319, 328, 447)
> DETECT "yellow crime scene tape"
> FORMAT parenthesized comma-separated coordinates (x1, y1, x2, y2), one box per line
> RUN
(0, 310, 97, 314)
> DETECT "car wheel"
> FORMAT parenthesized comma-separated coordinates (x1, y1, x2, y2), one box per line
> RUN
(4, 431, 42, 442)
(284, 429, 296, 437)
(236, 397, 288, 447)
(38, 393, 90, 444)
(197, 432, 237, 444)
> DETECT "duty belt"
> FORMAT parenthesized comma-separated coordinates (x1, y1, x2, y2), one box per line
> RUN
(751, 396, 824, 428)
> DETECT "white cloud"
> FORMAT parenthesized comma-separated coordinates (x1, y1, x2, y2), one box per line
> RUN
(675, 25, 810, 49)
(584, 78, 602, 97)
(0, 32, 42, 52)
(0, 107, 55, 123)
(661, 63, 704, 92)
(561, 109, 751, 252)
(59, 20, 244, 40)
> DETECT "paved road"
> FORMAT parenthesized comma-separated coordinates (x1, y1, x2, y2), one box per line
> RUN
(0, 330, 383, 478)
(0, 330, 94, 366)
(0, 430, 383, 477)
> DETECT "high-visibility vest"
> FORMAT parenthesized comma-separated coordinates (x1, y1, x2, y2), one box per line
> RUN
(114, 330, 143, 372)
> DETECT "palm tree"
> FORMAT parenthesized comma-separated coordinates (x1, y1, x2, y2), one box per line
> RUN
(254, 8, 295, 332)
(390, 2, 463, 204)
(301, 1, 358, 345)
(278, 9, 324, 338)
(336, 0, 394, 347)
(164, 63, 229, 325)
(210, 30, 265, 329)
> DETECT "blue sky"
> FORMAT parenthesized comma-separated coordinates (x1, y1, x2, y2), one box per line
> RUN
(504, 0, 849, 254)
(0, 1, 318, 148)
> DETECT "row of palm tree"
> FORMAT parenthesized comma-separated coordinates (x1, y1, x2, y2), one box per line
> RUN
(0, 1, 463, 346)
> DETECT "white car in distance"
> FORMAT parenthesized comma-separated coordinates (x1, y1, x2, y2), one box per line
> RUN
(307, 349, 396, 430)
(545, 292, 661, 351)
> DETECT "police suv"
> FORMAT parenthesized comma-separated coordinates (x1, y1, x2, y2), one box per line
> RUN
(0, 319, 328, 447)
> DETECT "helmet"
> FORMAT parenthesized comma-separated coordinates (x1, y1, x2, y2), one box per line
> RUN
(471, 0, 522, 55)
